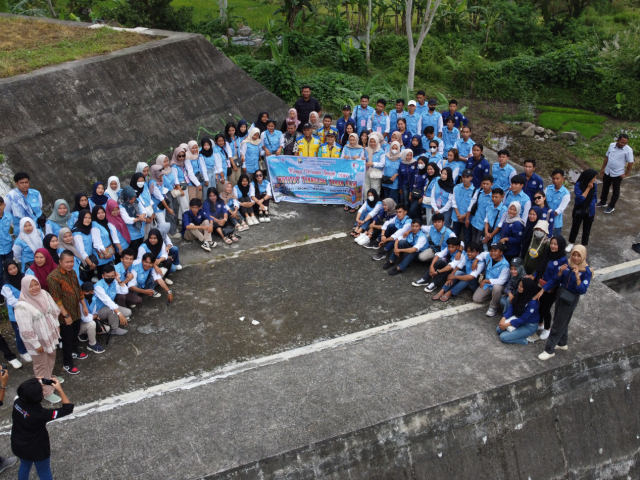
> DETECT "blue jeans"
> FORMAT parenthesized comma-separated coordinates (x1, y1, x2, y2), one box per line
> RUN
(451, 220, 472, 246)
(401, 185, 410, 205)
(11, 321, 27, 355)
(500, 295, 510, 314)
(167, 246, 180, 273)
(553, 227, 563, 237)
(389, 240, 418, 271)
(18, 457, 52, 480)
(496, 322, 538, 346)
(442, 270, 479, 296)
(382, 187, 399, 203)
(144, 274, 156, 290)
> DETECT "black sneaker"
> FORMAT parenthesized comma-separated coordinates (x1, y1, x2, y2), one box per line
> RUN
(78, 334, 88, 342)
(364, 242, 379, 250)
(412, 278, 428, 287)
(604, 206, 615, 214)
(382, 261, 394, 270)
(388, 268, 402, 276)
(0, 456, 17, 474)
(372, 251, 387, 261)
(632, 244, 640, 255)
(596, 201, 607, 208)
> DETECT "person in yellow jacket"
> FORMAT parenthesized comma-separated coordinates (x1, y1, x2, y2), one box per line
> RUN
(317, 131, 342, 158)
(297, 123, 321, 157)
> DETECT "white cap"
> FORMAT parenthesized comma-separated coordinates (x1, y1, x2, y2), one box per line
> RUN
(534, 220, 549, 234)
(408, 100, 417, 106)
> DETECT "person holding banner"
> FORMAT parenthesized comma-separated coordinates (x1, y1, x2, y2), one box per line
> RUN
(318, 131, 342, 158)
(239, 128, 263, 182)
(353, 189, 383, 238)
(364, 133, 386, 195)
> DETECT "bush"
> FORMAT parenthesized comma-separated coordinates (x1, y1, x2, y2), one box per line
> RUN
(102, 0, 193, 30)
(299, 71, 365, 112)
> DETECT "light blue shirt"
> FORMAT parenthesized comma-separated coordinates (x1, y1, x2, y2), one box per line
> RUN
(455, 138, 476, 159)
(353, 105, 375, 135)
(492, 162, 517, 192)
(545, 184, 570, 229)
(0, 213, 14, 255)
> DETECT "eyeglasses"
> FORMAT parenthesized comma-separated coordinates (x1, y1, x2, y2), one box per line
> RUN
(255, 175, 263, 178)
(177, 154, 186, 158)
(534, 196, 542, 200)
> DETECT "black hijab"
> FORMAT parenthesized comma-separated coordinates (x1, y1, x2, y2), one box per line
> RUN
(144, 228, 164, 261)
(91, 205, 115, 245)
(511, 277, 538, 318)
(254, 111, 269, 133)
(426, 161, 440, 182)
(72, 192, 88, 213)
(72, 209, 92, 236)
(366, 188, 379, 208)
(43, 234, 60, 264)
(200, 137, 213, 158)
(438, 167, 455, 194)
(535, 235, 568, 278)
(130, 173, 146, 197)
(410, 135, 426, 157)
(520, 206, 543, 258)
(573, 169, 598, 215)
(237, 173, 251, 198)
(3, 259, 23, 291)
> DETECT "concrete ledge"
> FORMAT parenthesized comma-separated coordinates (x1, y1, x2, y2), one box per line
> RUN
(594, 259, 640, 282)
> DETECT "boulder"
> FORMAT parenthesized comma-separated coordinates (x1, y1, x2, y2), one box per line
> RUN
(561, 131, 577, 141)
(238, 25, 252, 36)
(227, 28, 235, 36)
(535, 126, 545, 134)
(535, 137, 545, 142)
(544, 129, 553, 136)
(522, 122, 534, 129)
(522, 125, 536, 137)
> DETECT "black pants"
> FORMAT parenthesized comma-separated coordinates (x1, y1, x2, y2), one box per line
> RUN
(544, 289, 580, 354)
(129, 238, 144, 254)
(0, 334, 17, 362)
(601, 173, 623, 208)
(116, 292, 142, 308)
(60, 320, 81, 367)
(568, 213, 594, 246)
(538, 288, 558, 330)
(252, 193, 270, 216)
(420, 259, 449, 285)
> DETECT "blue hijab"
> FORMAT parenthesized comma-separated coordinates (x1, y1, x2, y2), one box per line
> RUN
(410, 135, 426, 157)
(90, 182, 109, 206)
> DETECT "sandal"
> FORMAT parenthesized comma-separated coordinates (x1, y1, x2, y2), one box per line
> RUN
(349, 208, 357, 213)
(230, 234, 239, 243)
(440, 294, 451, 302)
(431, 294, 443, 301)
(343, 205, 350, 212)
(223, 236, 233, 245)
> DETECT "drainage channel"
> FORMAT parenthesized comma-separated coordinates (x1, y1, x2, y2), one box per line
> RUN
(596, 259, 640, 309)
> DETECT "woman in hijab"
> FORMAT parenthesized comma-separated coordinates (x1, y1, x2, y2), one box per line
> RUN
(1, 259, 30, 364)
(43, 234, 60, 265)
(382, 141, 403, 203)
(308, 111, 322, 133)
(169, 143, 193, 219)
(105, 200, 131, 251)
(526, 235, 568, 342)
(147, 164, 172, 236)
(25, 249, 57, 292)
(106, 176, 121, 202)
(90, 205, 118, 276)
(45, 199, 73, 237)
(233, 173, 258, 226)
(535, 245, 592, 360)
(57, 227, 82, 279)
(135, 162, 149, 178)
(137, 228, 174, 277)
(498, 201, 525, 262)
(13, 218, 43, 273)
(520, 206, 543, 259)
(397, 135, 416, 204)
(419, 161, 441, 224)
(212, 134, 233, 192)
(431, 166, 454, 227)
(200, 137, 216, 192)
(499, 257, 526, 313)
(566, 169, 598, 252)
(203, 187, 236, 244)
(340, 123, 356, 147)
(355, 197, 396, 247)
(14, 275, 61, 403)
(130, 172, 154, 237)
(239, 127, 262, 181)
(71, 192, 89, 225)
(224, 123, 242, 185)
(88, 182, 109, 210)
(523, 218, 550, 275)
(496, 277, 540, 345)
(236, 119, 249, 143)
(353, 188, 383, 238)
(281, 108, 300, 133)
(221, 181, 248, 231)
(186, 140, 207, 201)
(340, 132, 367, 212)
(252, 111, 270, 134)
(72, 209, 98, 282)
(118, 187, 146, 253)
(364, 133, 386, 196)
(410, 135, 426, 158)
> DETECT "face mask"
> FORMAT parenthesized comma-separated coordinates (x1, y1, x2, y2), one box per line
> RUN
(391, 149, 399, 154)
(430, 147, 437, 152)
(137, 182, 145, 188)
(105, 277, 115, 285)
(533, 231, 545, 239)
(418, 164, 425, 170)
(368, 196, 374, 202)
(429, 106, 435, 111)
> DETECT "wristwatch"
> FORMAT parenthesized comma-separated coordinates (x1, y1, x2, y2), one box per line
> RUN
(167, 290, 172, 294)
(63, 314, 70, 318)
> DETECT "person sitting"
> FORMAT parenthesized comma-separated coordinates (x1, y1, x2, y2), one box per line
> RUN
(370, 203, 410, 256)
(91, 206, 118, 277)
(472, 242, 510, 316)
(136, 229, 178, 285)
(432, 242, 484, 301)
(498, 201, 525, 262)
(250, 171, 273, 223)
(221, 181, 248, 232)
(499, 257, 525, 314)
(88, 182, 110, 210)
(203, 188, 238, 245)
(234, 174, 258, 226)
(93, 265, 129, 336)
(182, 198, 215, 252)
(355, 199, 396, 248)
(383, 218, 427, 276)
(353, 189, 383, 238)
(412, 236, 463, 293)
(417, 213, 457, 263)
(76, 282, 106, 353)
(114, 248, 143, 309)
(118, 187, 147, 254)
(14, 218, 44, 273)
(127, 253, 174, 302)
(496, 278, 540, 345)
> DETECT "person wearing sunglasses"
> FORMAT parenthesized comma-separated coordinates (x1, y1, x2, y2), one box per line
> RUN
(249, 171, 273, 223)
(532, 191, 555, 234)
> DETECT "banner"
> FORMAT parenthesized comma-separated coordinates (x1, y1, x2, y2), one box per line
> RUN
(266, 155, 365, 207)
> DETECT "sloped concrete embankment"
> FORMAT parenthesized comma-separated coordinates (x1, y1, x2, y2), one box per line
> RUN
(0, 23, 290, 204)
(209, 345, 640, 480)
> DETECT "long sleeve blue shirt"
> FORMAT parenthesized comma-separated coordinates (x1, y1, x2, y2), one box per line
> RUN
(504, 299, 540, 328)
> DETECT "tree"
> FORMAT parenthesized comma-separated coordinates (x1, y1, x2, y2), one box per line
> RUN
(365, 0, 371, 63)
(405, 0, 442, 90)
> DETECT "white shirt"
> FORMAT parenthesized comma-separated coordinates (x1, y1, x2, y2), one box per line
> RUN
(94, 284, 120, 312)
(249, 182, 274, 198)
(605, 142, 634, 177)
(451, 255, 484, 277)
(1, 285, 19, 309)
(136, 241, 168, 262)
(431, 187, 454, 213)
(91, 224, 121, 252)
(119, 199, 146, 225)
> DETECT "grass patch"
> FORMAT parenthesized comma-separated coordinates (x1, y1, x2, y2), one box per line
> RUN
(0, 17, 155, 78)
(566, 122, 640, 171)
(170, 0, 278, 26)
(537, 106, 607, 139)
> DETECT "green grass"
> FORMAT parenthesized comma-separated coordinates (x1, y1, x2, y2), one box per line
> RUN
(170, 0, 278, 26)
(567, 122, 640, 171)
(537, 106, 607, 139)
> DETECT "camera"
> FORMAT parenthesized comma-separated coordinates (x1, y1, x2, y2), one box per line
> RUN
(41, 379, 54, 386)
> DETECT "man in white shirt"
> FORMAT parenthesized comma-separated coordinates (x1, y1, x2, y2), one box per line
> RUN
(599, 133, 634, 214)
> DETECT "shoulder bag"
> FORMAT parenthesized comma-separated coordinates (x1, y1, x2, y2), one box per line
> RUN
(558, 274, 579, 304)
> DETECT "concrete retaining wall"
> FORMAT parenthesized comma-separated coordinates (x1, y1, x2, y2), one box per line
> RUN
(0, 17, 290, 205)
(207, 345, 640, 480)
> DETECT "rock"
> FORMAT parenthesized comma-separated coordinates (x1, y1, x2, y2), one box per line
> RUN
(227, 28, 235, 36)
(522, 125, 536, 137)
(544, 129, 553, 136)
(568, 140, 576, 146)
(535, 126, 545, 134)
(522, 122, 534, 128)
(238, 25, 252, 36)
(544, 134, 549, 139)
(561, 131, 577, 141)
(535, 137, 545, 142)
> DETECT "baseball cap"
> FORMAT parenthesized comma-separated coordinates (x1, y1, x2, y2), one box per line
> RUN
(408, 100, 417, 106)
(325, 131, 336, 137)
(489, 243, 506, 251)
(461, 169, 473, 177)
(342, 104, 352, 110)
(428, 98, 437, 105)
(302, 123, 312, 129)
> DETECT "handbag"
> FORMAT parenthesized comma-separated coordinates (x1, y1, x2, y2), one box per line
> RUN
(259, 158, 267, 171)
(369, 168, 383, 179)
(97, 246, 115, 260)
(558, 276, 578, 304)
(80, 254, 99, 270)
(411, 188, 422, 198)
(222, 225, 235, 237)
(195, 171, 205, 184)
(179, 182, 188, 190)
(381, 176, 393, 184)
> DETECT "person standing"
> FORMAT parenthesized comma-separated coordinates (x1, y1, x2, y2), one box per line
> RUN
(336, 105, 356, 140)
(293, 86, 322, 131)
(0, 369, 18, 474)
(14, 275, 62, 403)
(566, 169, 598, 252)
(4, 173, 44, 231)
(421, 98, 443, 139)
(12, 377, 73, 479)
(545, 169, 570, 237)
(0, 197, 15, 291)
(47, 252, 89, 375)
(598, 133, 634, 214)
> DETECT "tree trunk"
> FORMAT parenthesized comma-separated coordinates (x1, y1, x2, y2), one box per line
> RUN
(366, 0, 371, 63)
(408, 50, 416, 90)
(394, 12, 398, 34)
(46, 0, 57, 17)
(288, 4, 303, 28)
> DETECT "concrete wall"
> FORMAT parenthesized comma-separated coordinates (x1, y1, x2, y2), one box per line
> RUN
(0, 18, 290, 205)
(207, 344, 640, 480)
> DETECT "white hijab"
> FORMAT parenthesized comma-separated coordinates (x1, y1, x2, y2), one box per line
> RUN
(135, 162, 148, 174)
(106, 176, 121, 202)
(18, 218, 43, 254)
(242, 127, 262, 146)
(504, 201, 525, 225)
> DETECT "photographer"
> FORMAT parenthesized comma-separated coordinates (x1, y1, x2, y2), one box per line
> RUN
(11, 377, 73, 480)
(0, 369, 17, 475)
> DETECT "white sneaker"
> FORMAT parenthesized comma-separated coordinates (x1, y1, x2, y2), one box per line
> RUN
(175, 265, 183, 271)
(555, 345, 568, 351)
(91, 276, 99, 283)
(251, 216, 259, 225)
(209, 241, 217, 248)
(201, 242, 211, 252)
(264, 215, 271, 223)
(259, 215, 265, 223)
(8, 359, 22, 369)
(20, 352, 32, 362)
(152, 291, 162, 298)
(539, 329, 550, 340)
(424, 282, 437, 293)
(160, 267, 168, 276)
(486, 307, 497, 317)
(164, 278, 173, 286)
(526, 334, 539, 343)
(169, 233, 182, 239)
(537, 324, 544, 331)
(44, 393, 61, 403)
(538, 351, 555, 361)
(565, 243, 574, 253)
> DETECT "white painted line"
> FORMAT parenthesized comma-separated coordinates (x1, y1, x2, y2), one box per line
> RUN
(0, 301, 484, 433)
(594, 259, 640, 282)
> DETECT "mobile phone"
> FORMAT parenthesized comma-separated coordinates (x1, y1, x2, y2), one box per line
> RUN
(41, 378, 54, 386)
